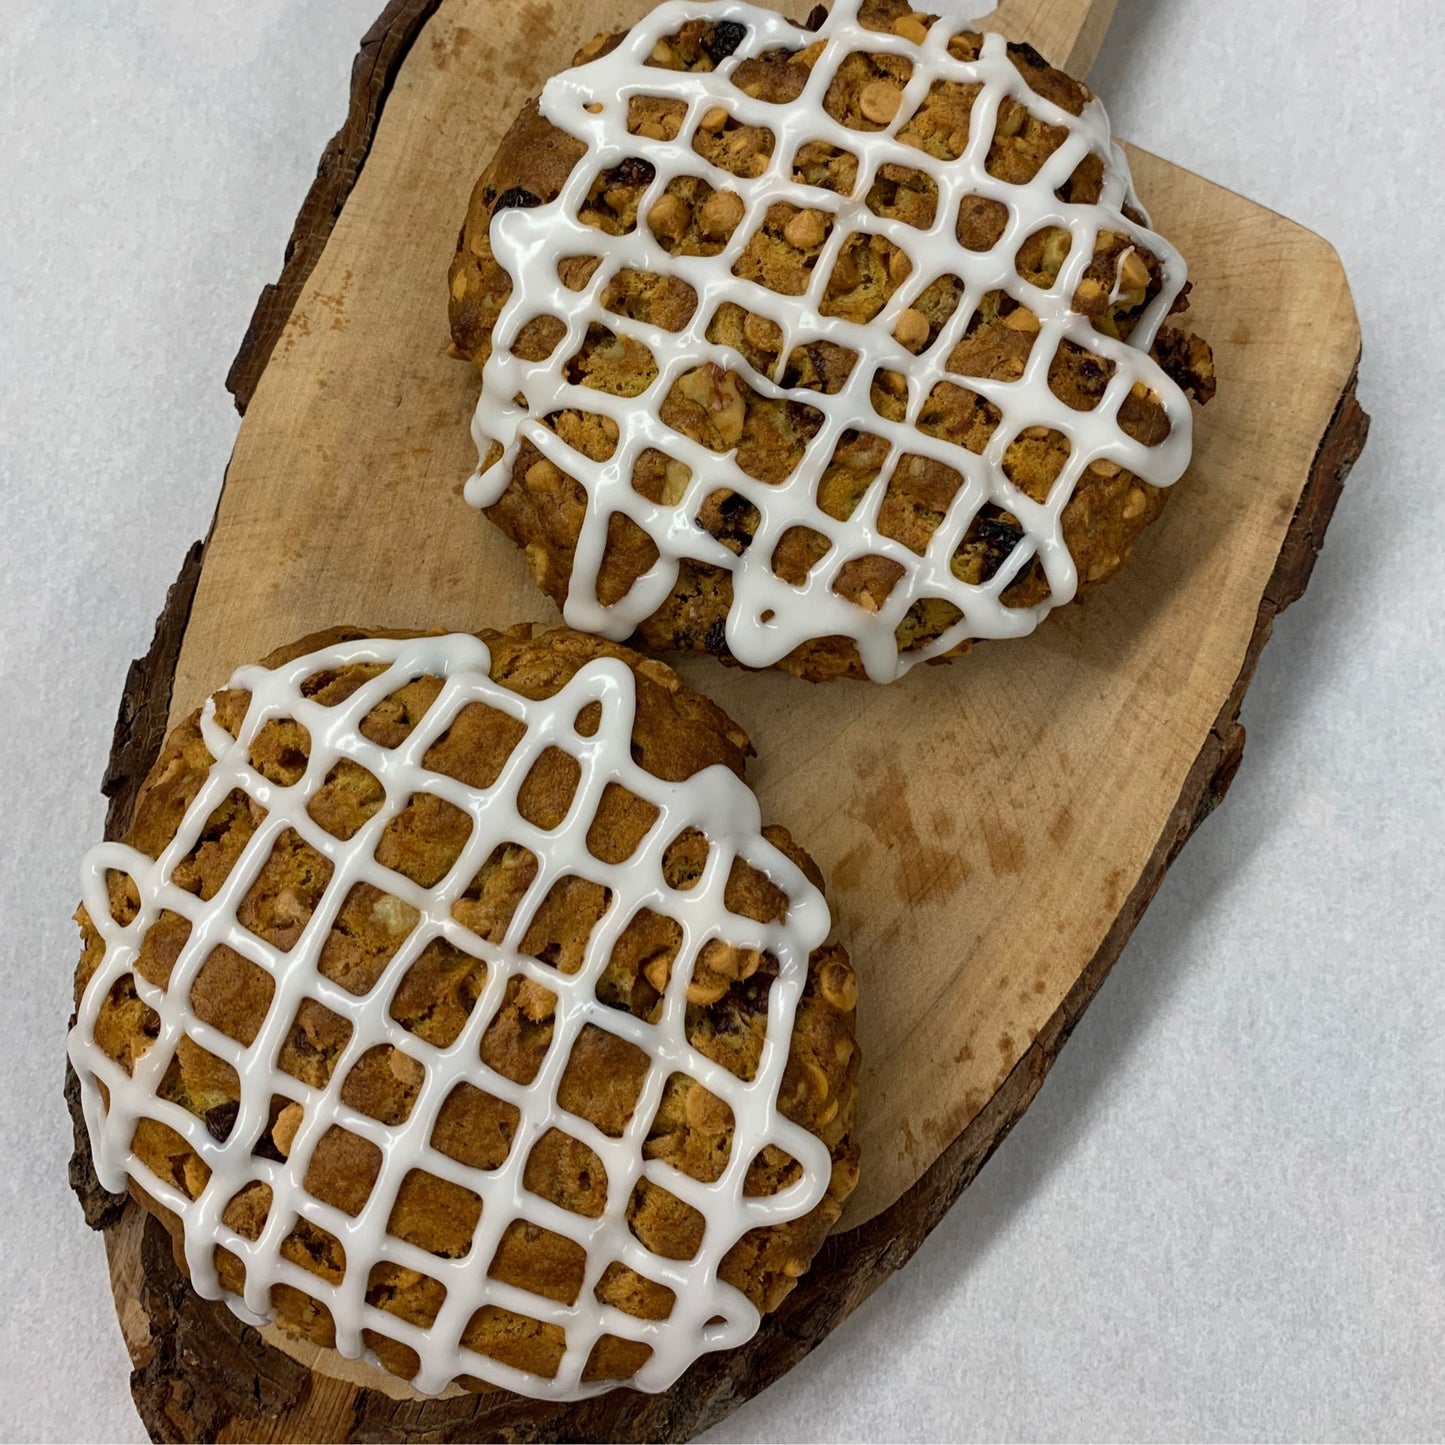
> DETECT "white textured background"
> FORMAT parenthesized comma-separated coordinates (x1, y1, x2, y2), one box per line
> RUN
(2, 1, 1441, 1440)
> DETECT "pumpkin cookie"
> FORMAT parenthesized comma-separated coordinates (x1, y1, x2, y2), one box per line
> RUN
(449, 0, 1214, 682)
(69, 625, 859, 1400)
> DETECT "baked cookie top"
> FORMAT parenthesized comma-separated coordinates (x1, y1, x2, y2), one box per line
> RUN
(450, 0, 1214, 683)
(69, 626, 859, 1400)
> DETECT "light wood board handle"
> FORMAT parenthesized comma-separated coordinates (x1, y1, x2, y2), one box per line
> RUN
(987, 0, 1118, 73)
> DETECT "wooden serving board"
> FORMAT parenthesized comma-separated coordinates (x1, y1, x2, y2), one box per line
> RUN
(67, 0, 1369, 1439)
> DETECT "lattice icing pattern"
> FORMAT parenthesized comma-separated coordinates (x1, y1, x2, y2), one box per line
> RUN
(465, 0, 1195, 683)
(69, 634, 834, 1400)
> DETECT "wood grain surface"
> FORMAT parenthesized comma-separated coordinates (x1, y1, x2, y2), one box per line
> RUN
(65, 0, 1369, 1438)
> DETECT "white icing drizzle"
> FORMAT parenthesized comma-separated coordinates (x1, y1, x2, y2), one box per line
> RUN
(466, 0, 1194, 683)
(68, 634, 833, 1401)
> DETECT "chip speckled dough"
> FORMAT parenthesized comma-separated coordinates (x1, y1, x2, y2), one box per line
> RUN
(450, 0, 1215, 683)
(69, 626, 859, 1401)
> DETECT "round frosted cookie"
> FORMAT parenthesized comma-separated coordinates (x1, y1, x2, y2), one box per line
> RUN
(69, 625, 859, 1400)
(449, 0, 1215, 683)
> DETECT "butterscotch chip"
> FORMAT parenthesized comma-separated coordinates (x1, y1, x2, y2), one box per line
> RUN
(893, 306, 930, 351)
(699, 188, 745, 237)
(893, 13, 929, 43)
(783, 207, 829, 249)
(859, 79, 903, 124)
